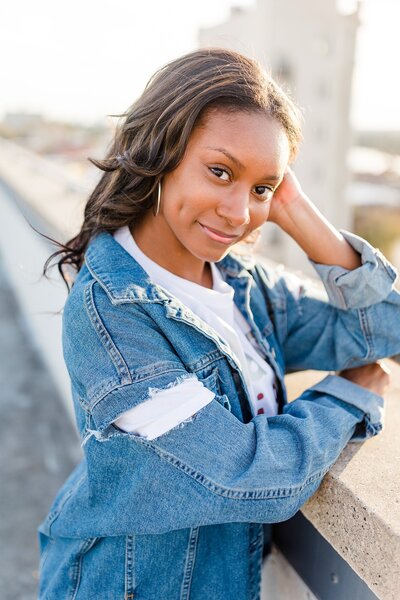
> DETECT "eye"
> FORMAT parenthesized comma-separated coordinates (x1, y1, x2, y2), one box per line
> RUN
(209, 166, 231, 181)
(253, 185, 275, 201)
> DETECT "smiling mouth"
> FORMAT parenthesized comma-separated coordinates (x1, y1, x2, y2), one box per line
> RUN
(198, 223, 242, 244)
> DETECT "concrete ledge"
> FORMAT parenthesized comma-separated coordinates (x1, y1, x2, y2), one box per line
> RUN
(286, 367, 400, 600)
(0, 181, 72, 417)
(0, 137, 86, 241)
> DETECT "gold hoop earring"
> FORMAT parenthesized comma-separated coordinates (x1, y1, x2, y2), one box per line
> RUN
(153, 181, 162, 217)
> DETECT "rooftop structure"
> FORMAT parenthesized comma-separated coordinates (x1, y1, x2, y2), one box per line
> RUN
(199, 0, 359, 272)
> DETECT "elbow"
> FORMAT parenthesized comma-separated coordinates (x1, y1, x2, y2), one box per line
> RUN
(264, 473, 326, 524)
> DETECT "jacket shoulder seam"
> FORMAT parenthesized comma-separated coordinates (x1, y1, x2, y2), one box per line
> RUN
(84, 280, 132, 385)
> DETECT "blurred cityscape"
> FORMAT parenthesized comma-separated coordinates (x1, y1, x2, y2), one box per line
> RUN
(1, 0, 399, 271)
(2, 105, 399, 265)
(1, 118, 399, 275)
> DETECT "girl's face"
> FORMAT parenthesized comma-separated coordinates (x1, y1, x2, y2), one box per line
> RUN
(134, 109, 290, 283)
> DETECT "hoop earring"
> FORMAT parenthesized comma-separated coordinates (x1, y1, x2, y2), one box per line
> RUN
(153, 181, 162, 217)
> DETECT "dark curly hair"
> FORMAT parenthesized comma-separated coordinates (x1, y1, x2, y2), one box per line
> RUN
(44, 47, 302, 289)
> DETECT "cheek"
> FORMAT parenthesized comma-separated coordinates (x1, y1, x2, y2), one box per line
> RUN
(164, 174, 207, 211)
(251, 202, 271, 226)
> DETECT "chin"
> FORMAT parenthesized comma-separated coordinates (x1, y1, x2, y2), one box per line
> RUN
(182, 233, 235, 263)
(195, 247, 231, 263)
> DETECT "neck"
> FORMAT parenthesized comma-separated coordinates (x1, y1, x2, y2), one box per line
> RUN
(130, 219, 213, 288)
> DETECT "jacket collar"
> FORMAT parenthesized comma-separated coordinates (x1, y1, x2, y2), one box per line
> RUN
(84, 232, 255, 304)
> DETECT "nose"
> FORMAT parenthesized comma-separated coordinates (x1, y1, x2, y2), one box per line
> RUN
(215, 188, 251, 229)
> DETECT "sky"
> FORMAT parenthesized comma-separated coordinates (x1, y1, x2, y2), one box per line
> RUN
(0, 0, 399, 131)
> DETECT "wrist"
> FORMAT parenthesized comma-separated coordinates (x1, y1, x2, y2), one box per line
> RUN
(269, 192, 313, 234)
(268, 191, 309, 230)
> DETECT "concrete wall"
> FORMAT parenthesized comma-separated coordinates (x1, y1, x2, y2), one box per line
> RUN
(0, 180, 73, 419)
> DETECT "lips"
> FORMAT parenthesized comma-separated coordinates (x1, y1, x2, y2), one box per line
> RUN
(199, 223, 242, 244)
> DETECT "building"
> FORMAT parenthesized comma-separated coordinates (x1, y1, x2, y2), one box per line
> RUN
(199, 0, 360, 272)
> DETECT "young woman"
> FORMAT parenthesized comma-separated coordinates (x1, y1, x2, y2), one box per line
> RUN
(38, 48, 399, 599)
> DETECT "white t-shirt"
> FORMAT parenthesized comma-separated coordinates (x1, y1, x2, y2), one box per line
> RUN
(113, 226, 278, 439)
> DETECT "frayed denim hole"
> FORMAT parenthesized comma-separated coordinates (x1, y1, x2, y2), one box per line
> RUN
(81, 424, 125, 446)
(147, 373, 198, 399)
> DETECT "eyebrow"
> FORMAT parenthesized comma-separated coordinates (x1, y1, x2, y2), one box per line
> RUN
(206, 146, 281, 182)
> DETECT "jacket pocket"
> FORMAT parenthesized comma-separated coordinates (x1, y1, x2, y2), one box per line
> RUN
(67, 538, 99, 600)
(196, 365, 221, 395)
(197, 366, 232, 412)
(38, 536, 99, 600)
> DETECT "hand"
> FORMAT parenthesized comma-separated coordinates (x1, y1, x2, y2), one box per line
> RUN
(266, 166, 362, 270)
(268, 166, 305, 226)
(337, 362, 391, 397)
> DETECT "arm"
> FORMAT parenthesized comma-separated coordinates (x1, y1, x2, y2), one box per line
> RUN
(57, 279, 385, 536)
(258, 169, 400, 372)
(89, 383, 380, 535)
(268, 166, 362, 270)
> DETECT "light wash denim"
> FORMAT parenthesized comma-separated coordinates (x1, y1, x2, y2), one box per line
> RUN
(38, 230, 400, 599)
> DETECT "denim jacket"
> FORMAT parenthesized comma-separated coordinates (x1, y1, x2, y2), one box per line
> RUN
(38, 230, 400, 600)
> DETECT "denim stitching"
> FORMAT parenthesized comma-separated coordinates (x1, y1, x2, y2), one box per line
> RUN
(248, 523, 264, 600)
(84, 281, 131, 384)
(180, 527, 200, 600)
(86, 258, 170, 306)
(125, 535, 135, 599)
(186, 348, 222, 373)
(38, 537, 54, 580)
(45, 474, 86, 534)
(135, 438, 333, 499)
(69, 538, 99, 600)
(358, 307, 374, 359)
(89, 366, 189, 416)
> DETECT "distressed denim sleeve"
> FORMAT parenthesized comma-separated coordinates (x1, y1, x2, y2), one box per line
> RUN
(50, 281, 385, 537)
(48, 377, 380, 537)
(264, 231, 400, 372)
(308, 374, 385, 442)
(310, 230, 398, 309)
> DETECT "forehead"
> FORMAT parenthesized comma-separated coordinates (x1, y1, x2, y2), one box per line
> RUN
(189, 109, 290, 171)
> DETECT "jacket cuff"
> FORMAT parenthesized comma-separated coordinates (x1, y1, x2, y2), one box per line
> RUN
(309, 230, 398, 309)
(310, 374, 385, 442)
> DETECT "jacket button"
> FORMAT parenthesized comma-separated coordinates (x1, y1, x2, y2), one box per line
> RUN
(257, 393, 264, 400)
(257, 408, 265, 415)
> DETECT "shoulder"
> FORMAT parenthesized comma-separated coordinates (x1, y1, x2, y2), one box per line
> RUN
(63, 262, 186, 420)
(62, 265, 132, 399)
(63, 261, 165, 357)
